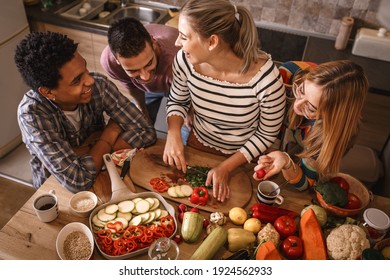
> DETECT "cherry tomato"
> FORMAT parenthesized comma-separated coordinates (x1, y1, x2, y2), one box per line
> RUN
(281, 236, 304, 259)
(345, 193, 361, 209)
(274, 215, 297, 239)
(255, 169, 266, 179)
(330, 176, 350, 193)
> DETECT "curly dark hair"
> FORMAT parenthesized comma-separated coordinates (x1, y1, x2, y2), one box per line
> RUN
(108, 17, 152, 58)
(14, 31, 78, 92)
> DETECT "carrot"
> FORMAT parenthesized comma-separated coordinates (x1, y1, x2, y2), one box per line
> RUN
(299, 208, 327, 260)
(255, 241, 282, 260)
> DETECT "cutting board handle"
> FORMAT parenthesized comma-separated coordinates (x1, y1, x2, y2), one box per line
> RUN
(103, 153, 135, 200)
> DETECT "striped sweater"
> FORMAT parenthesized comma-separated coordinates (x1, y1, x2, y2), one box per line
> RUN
(166, 49, 286, 162)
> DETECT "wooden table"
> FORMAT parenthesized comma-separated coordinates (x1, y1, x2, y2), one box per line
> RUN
(1, 153, 389, 260)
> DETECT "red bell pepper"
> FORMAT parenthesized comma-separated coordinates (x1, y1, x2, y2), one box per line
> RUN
(189, 186, 209, 206)
(248, 203, 299, 223)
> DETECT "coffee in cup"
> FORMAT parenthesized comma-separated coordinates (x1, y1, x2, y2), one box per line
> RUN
(33, 190, 59, 222)
(257, 181, 284, 206)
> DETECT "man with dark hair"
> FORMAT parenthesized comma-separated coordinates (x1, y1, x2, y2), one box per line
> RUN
(100, 17, 179, 124)
(15, 31, 156, 192)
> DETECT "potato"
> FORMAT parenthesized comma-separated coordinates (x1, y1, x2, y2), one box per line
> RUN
(228, 207, 247, 225)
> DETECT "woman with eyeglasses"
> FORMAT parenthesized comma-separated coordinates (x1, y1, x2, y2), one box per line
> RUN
(163, 0, 286, 202)
(253, 60, 368, 191)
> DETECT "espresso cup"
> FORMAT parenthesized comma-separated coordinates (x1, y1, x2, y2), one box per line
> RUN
(33, 190, 59, 222)
(257, 181, 284, 206)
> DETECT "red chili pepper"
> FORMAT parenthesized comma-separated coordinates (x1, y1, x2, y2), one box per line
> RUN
(189, 186, 209, 206)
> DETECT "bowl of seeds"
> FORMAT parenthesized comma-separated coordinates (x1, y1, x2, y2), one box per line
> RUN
(56, 222, 94, 260)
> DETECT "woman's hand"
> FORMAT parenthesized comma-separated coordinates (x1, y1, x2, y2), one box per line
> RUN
(163, 131, 187, 172)
(163, 115, 187, 172)
(253, 151, 290, 180)
(205, 165, 231, 203)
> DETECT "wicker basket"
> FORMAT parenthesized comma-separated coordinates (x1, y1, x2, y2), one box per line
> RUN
(316, 173, 371, 217)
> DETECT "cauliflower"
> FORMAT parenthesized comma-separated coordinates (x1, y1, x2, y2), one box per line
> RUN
(326, 224, 370, 260)
(257, 223, 280, 246)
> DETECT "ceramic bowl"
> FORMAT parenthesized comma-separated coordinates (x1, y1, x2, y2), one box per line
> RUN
(69, 191, 98, 217)
(316, 173, 371, 217)
(56, 222, 94, 260)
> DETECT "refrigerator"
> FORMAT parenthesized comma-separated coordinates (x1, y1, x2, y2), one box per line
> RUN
(0, 0, 30, 158)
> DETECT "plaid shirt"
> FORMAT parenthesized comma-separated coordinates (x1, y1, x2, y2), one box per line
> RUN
(17, 73, 156, 192)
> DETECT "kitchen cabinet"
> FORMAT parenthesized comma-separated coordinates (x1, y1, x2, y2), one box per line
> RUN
(29, 21, 128, 97)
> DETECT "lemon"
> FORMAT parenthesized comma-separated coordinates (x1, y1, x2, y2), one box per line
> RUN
(381, 246, 390, 259)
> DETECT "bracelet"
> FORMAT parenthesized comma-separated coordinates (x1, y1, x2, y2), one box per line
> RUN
(97, 139, 113, 150)
(282, 152, 296, 171)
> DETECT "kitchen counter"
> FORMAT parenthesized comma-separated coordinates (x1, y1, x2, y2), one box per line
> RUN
(25, 2, 390, 95)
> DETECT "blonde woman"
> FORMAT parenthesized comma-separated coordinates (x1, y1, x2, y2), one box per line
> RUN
(163, 0, 286, 202)
(253, 60, 368, 191)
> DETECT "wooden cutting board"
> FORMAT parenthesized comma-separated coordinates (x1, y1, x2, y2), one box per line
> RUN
(130, 139, 253, 213)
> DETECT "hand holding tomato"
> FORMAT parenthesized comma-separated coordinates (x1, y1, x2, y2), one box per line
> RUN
(255, 169, 266, 180)
(281, 236, 304, 259)
(274, 215, 297, 239)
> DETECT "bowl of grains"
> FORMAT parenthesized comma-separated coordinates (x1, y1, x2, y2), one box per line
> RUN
(56, 222, 94, 260)
(69, 191, 98, 217)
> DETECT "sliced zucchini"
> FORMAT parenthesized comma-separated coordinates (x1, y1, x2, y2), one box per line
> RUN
(115, 217, 129, 228)
(144, 211, 156, 224)
(97, 208, 116, 222)
(118, 200, 135, 213)
(151, 198, 160, 210)
(92, 213, 106, 228)
(175, 185, 185, 197)
(153, 209, 162, 220)
(132, 198, 143, 204)
(105, 204, 119, 214)
(129, 215, 142, 226)
(145, 197, 155, 207)
(167, 186, 178, 197)
(135, 199, 150, 214)
(159, 210, 169, 219)
(117, 211, 132, 222)
(138, 213, 150, 224)
(180, 184, 193, 197)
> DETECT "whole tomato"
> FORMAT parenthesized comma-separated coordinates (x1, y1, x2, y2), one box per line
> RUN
(255, 169, 266, 180)
(274, 215, 297, 239)
(345, 193, 361, 209)
(330, 176, 350, 193)
(281, 236, 304, 259)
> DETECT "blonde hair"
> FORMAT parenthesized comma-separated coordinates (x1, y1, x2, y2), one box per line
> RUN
(288, 60, 368, 178)
(180, 0, 267, 73)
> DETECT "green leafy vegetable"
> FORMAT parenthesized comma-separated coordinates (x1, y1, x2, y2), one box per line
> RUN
(185, 166, 212, 188)
(315, 181, 348, 207)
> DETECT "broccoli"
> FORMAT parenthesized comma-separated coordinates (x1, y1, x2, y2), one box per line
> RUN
(315, 181, 348, 207)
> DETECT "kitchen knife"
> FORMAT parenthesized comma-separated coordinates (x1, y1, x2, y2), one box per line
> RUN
(120, 158, 130, 180)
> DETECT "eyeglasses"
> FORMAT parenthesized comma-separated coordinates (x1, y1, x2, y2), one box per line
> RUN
(292, 81, 318, 119)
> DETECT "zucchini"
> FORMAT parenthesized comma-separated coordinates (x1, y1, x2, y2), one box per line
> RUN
(105, 204, 119, 214)
(181, 212, 204, 243)
(118, 200, 135, 213)
(190, 226, 228, 260)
